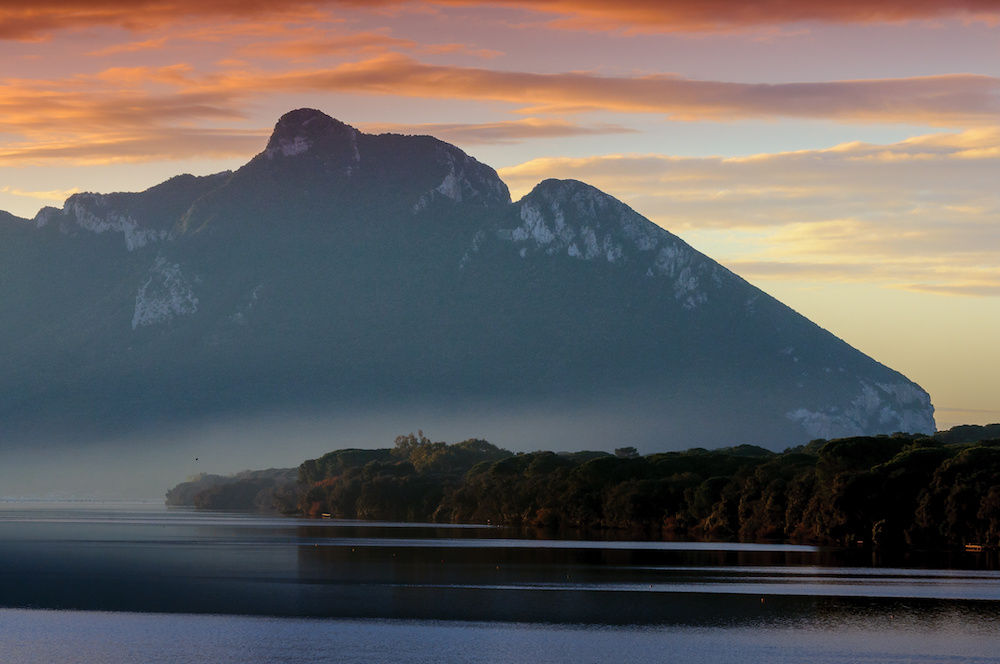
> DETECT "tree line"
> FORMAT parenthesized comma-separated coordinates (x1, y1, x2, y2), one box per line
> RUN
(166, 425, 1000, 549)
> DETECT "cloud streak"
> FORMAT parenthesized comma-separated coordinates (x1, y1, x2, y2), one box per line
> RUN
(0, 185, 81, 201)
(725, 260, 1000, 298)
(500, 129, 1000, 297)
(356, 117, 636, 143)
(0, 1, 335, 40)
(195, 55, 1000, 126)
(0, 129, 266, 165)
(483, 0, 1000, 33)
(0, 69, 263, 164)
(7, 56, 997, 169)
(3, 1, 1000, 40)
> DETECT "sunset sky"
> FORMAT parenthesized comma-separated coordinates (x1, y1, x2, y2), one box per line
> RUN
(1, 0, 998, 431)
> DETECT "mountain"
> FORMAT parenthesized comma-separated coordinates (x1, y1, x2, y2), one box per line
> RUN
(0, 108, 935, 451)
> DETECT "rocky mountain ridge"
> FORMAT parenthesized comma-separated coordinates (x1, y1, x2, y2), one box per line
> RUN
(0, 108, 935, 449)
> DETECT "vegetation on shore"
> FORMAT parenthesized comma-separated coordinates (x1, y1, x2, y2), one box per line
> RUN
(166, 424, 1000, 549)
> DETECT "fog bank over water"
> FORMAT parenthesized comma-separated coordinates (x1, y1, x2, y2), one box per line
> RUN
(0, 392, 734, 500)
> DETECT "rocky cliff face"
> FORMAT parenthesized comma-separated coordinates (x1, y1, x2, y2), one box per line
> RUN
(0, 108, 934, 448)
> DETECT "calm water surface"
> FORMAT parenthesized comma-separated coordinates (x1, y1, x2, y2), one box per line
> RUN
(1, 502, 998, 662)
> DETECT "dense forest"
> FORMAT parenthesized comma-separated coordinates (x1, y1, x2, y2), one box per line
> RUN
(166, 424, 1000, 549)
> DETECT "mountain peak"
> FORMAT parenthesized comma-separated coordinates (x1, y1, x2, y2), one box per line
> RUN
(0, 108, 935, 450)
(456, 177, 730, 309)
(263, 108, 360, 160)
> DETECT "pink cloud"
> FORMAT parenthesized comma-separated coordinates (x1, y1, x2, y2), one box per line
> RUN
(0, 128, 265, 165)
(478, 0, 1000, 33)
(203, 55, 1000, 126)
(3, 1, 1000, 40)
(4, 57, 998, 159)
(357, 117, 636, 143)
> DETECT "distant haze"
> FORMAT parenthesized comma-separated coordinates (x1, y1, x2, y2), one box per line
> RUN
(0, 393, 737, 499)
(0, 110, 939, 498)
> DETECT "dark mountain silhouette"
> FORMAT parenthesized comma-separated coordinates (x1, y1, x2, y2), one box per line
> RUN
(0, 108, 934, 450)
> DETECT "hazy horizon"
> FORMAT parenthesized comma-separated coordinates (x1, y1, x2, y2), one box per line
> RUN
(1, 2, 999, 502)
(0, 387, 803, 500)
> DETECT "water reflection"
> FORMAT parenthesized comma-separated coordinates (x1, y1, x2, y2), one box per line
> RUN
(2, 502, 1000, 626)
(2, 609, 998, 664)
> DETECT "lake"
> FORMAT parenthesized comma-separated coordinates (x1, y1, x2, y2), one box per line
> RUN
(1, 502, 998, 662)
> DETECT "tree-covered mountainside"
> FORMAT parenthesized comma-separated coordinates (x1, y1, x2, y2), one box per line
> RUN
(0, 108, 933, 452)
(168, 425, 1000, 550)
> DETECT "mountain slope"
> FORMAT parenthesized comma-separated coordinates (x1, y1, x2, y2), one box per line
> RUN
(0, 108, 934, 449)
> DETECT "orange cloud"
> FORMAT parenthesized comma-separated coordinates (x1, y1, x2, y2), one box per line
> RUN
(0, 185, 81, 201)
(474, 0, 1000, 33)
(0, 128, 265, 165)
(236, 29, 419, 60)
(0, 1, 341, 40)
(356, 117, 636, 143)
(499, 129, 1000, 297)
(3, 1, 1000, 40)
(231, 27, 500, 62)
(87, 36, 169, 56)
(500, 129, 1000, 227)
(0, 71, 249, 156)
(193, 55, 1000, 126)
(4, 57, 999, 165)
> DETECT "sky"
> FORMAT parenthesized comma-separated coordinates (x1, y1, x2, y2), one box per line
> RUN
(1, 0, 998, 432)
